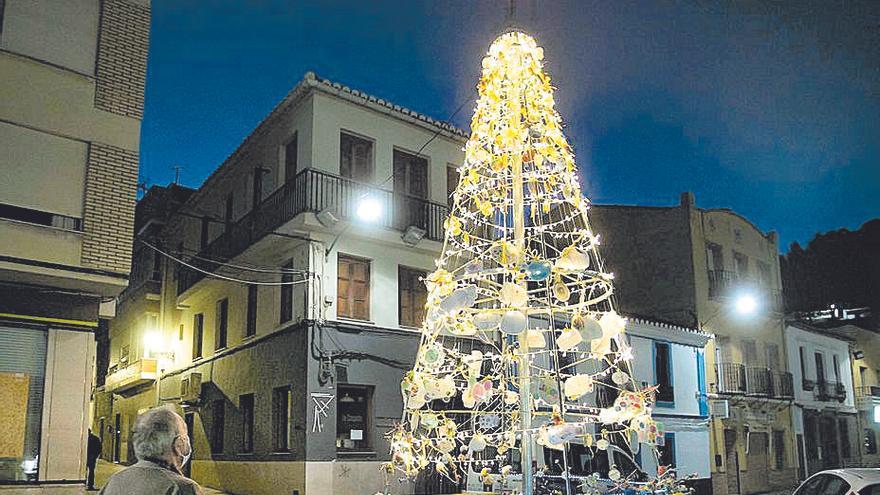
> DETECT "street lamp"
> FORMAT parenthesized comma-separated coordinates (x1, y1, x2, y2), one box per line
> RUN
(734, 292, 759, 316)
(356, 196, 382, 223)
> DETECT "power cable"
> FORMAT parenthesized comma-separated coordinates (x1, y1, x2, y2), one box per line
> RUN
(140, 240, 312, 286)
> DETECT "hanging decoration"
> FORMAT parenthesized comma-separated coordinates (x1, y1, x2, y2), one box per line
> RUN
(384, 30, 671, 495)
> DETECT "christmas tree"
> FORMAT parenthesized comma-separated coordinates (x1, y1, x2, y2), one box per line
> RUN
(387, 31, 671, 495)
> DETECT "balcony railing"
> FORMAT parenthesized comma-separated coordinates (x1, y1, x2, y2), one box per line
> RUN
(746, 367, 773, 396)
(774, 372, 794, 398)
(815, 380, 847, 402)
(717, 362, 746, 394)
(178, 168, 450, 295)
(717, 362, 793, 399)
(707, 269, 783, 309)
(104, 358, 158, 394)
(855, 386, 880, 410)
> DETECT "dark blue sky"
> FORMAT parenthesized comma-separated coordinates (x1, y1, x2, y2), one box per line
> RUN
(141, 1, 879, 250)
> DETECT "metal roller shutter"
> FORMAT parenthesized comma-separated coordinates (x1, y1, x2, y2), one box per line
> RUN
(0, 326, 48, 470)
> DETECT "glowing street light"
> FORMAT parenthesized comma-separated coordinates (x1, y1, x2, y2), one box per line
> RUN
(356, 196, 382, 223)
(734, 293, 759, 316)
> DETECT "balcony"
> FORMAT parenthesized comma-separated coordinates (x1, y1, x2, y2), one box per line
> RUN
(707, 269, 783, 309)
(104, 358, 158, 394)
(716, 363, 793, 400)
(774, 372, 794, 398)
(717, 362, 746, 394)
(814, 381, 847, 403)
(178, 168, 449, 295)
(855, 386, 880, 410)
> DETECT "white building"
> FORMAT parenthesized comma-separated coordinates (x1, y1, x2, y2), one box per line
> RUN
(785, 321, 859, 476)
(627, 318, 713, 490)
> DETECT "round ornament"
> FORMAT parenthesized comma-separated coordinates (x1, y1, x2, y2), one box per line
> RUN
(468, 433, 487, 453)
(556, 327, 583, 351)
(499, 282, 528, 308)
(439, 285, 478, 315)
(499, 310, 527, 335)
(611, 370, 629, 385)
(473, 311, 502, 330)
(555, 245, 591, 271)
(421, 344, 445, 370)
(564, 374, 594, 400)
(552, 277, 571, 302)
(523, 261, 551, 281)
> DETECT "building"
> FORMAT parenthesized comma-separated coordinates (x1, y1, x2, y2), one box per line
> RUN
(590, 192, 798, 495)
(0, 0, 150, 492)
(784, 321, 859, 476)
(94, 72, 467, 495)
(626, 318, 713, 492)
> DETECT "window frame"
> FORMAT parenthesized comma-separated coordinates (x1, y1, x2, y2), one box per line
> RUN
(398, 266, 427, 329)
(339, 131, 375, 183)
(653, 341, 675, 407)
(215, 298, 228, 350)
(337, 254, 371, 321)
(336, 384, 374, 453)
(283, 133, 298, 184)
(271, 386, 292, 452)
(192, 313, 204, 360)
(246, 285, 258, 338)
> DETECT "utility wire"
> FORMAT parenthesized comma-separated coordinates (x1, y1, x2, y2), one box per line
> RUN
(140, 240, 313, 286)
(170, 245, 310, 275)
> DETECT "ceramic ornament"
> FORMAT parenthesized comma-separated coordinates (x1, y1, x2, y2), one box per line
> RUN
(555, 244, 591, 271)
(526, 329, 546, 348)
(552, 276, 571, 302)
(439, 285, 478, 315)
(473, 311, 502, 330)
(564, 374, 594, 400)
(499, 310, 527, 335)
(499, 282, 528, 307)
(468, 433, 487, 453)
(572, 313, 603, 341)
(556, 327, 583, 351)
(611, 370, 629, 385)
(524, 260, 552, 281)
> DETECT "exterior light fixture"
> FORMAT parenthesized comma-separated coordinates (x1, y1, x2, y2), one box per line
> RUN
(734, 293, 758, 316)
(401, 225, 426, 247)
(144, 331, 164, 357)
(854, 350, 865, 360)
(356, 196, 382, 223)
(316, 208, 339, 229)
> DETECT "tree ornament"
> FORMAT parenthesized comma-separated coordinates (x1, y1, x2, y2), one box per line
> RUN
(523, 260, 551, 281)
(499, 310, 527, 335)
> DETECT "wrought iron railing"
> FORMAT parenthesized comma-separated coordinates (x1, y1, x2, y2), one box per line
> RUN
(178, 168, 449, 295)
(708, 270, 736, 299)
(856, 385, 880, 399)
(716, 362, 746, 394)
(706, 269, 783, 309)
(746, 367, 773, 396)
(774, 372, 794, 398)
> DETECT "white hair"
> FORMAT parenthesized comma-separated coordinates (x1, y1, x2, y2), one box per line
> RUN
(132, 406, 182, 461)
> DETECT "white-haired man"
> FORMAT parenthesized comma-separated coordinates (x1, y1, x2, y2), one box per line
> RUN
(99, 406, 202, 495)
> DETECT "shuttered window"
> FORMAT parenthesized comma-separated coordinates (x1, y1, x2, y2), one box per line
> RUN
(340, 132, 373, 182)
(398, 267, 427, 328)
(338, 255, 370, 320)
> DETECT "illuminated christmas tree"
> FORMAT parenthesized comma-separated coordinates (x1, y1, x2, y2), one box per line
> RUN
(387, 31, 670, 495)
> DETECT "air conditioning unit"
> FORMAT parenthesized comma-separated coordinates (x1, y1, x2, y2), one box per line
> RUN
(180, 373, 202, 404)
(710, 399, 730, 419)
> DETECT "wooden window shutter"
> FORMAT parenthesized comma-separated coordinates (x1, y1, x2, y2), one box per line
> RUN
(338, 255, 370, 320)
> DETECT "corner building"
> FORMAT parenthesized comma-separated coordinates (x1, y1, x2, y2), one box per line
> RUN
(0, 1, 149, 492)
(94, 73, 467, 495)
(590, 192, 798, 495)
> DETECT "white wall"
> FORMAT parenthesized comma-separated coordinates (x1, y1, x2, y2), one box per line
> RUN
(628, 334, 703, 416)
(785, 324, 855, 409)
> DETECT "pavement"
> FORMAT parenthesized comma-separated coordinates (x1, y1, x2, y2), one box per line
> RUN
(92, 459, 230, 494)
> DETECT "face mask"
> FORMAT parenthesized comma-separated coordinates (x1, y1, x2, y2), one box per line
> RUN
(175, 435, 192, 468)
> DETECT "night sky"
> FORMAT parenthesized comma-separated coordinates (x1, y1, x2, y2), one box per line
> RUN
(140, 1, 879, 249)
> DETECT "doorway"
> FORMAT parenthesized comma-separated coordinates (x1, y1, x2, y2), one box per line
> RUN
(113, 413, 121, 462)
(183, 412, 195, 477)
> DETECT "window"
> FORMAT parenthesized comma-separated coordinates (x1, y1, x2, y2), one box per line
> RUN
(337, 255, 370, 320)
(200, 216, 210, 250)
(795, 474, 831, 495)
(823, 475, 851, 495)
(246, 285, 258, 337)
(284, 134, 298, 183)
(756, 261, 772, 286)
(658, 433, 675, 467)
(178, 324, 184, 341)
(192, 313, 204, 359)
(398, 267, 427, 328)
(393, 149, 428, 199)
(733, 251, 748, 278)
(833, 355, 841, 383)
(211, 400, 225, 453)
(867, 429, 878, 455)
(773, 430, 785, 469)
(799, 347, 807, 385)
(742, 339, 758, 366)
(654, 342, 674, 405)
(252, 167, 268, 209)
(767, 343, 780, 370)
(706, 243, 723, 271)
(447, 165, 460, 208)
(280, 260, 293, 323)
(215, 298, 228, 350)
(340, 132, 373, 182)
(240, 394, 254, 453)
(815, 353, 826, 383)
(337, 386, 372, 451)
(119, 344, 130, 365)
(859, 485, 880, 495)
(272, 387, 291, 452)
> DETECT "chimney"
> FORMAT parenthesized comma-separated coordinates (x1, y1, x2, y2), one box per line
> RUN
(680, 191, 695, 208)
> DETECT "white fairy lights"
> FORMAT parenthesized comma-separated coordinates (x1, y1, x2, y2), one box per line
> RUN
(385, 31, 669, 492)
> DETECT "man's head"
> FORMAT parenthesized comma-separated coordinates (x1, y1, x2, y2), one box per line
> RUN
(131, 406, 191, 470)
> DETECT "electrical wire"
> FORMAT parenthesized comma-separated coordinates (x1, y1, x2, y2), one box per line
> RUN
(140, 239, 313, 286)
(169, 244, 310, 275)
